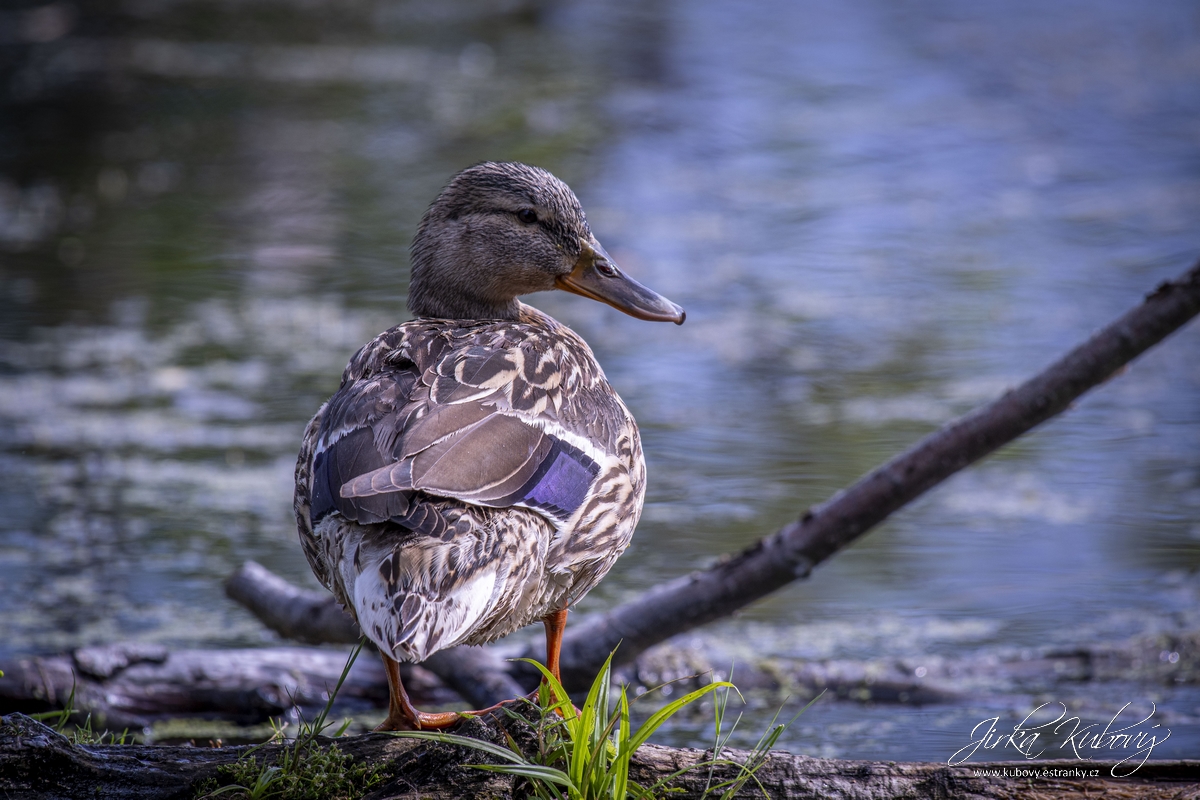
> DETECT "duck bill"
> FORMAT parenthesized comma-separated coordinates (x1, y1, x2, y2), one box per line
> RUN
(555, 240, 686, 324)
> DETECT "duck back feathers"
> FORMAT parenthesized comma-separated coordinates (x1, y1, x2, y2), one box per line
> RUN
(294, 305, 645, 662)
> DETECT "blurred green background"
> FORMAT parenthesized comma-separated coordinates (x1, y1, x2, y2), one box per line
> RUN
(1, 0, 1198, 760)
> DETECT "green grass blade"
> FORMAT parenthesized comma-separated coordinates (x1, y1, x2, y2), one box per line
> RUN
(31, 678, 78, 732)
(612, 687, 632, 800)
(595, 653, 611, 740)
(386, 730, 532, 765)
(196, 783, 256, 799)
(571, 673, 598, 789)
(250, 766, 283, 798)
(705, 678, 735, 796)
(468, 762, 575, 788)
(580, 697, 620, 796)
(639, 757, 742, 798)
(514, 658, 578, 726)
(594, 663, 615, 794)
(625, 680, 734, 755)
(391, 729, 585, 795)
(303, 639, 363, 745)
(713, 689, 827, 800)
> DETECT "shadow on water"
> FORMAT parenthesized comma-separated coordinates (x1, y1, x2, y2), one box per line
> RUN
(1, 0, 1199, 761)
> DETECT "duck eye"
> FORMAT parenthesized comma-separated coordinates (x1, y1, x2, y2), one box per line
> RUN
(517, 208, 538, 224)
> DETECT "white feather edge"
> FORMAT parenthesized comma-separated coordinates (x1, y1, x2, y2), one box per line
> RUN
(351, 561, 499, 662)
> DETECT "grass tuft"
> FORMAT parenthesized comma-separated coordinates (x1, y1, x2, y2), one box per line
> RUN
(30, 679, 133, 746)
(194, 639, 384, 800)
(391, 650, 814, 800)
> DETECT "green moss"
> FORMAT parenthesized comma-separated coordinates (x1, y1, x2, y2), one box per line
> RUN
(195, 641, 383, 800)
(148, 717, 280, 746)
(196, 742, 384, 800)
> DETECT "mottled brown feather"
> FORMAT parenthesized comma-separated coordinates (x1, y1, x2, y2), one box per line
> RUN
(294, 305, 645, 662)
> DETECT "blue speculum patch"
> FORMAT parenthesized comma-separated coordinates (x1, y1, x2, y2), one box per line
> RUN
(522, 447, 600, 518)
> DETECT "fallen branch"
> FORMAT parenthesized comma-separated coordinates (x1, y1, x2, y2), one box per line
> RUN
(3, 712, 1197, 800)
(0, 643, 451, 731)
(15, 614, 1193, 727)
(555, 260, 1200, 687)
(223, 561, 358, 646)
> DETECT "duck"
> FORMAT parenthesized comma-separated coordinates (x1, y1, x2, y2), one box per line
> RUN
(293, 161, 684, 731)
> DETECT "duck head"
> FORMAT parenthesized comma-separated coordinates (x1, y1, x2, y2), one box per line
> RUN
(408, 162, 685, 325)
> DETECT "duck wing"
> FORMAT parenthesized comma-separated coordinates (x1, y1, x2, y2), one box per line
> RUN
(308, 325, 607, 537)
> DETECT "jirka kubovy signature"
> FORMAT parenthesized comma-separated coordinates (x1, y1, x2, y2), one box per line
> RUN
(948, 702, 1170, 777)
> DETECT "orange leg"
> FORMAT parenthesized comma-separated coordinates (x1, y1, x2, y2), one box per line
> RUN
(543, 607, 568, 685)
(376, 653, 470, 731)
(374, 609, 572, 731)
(533, 608, 577, 716)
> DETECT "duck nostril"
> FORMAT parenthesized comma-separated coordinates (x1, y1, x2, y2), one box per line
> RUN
(596, 261, 617, 277)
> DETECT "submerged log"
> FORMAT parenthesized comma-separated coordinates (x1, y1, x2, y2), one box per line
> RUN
(3, 626, 1198, 728)
(0, 643, 453, 731)
(2, 712, 1197, 800)
(223, 561, 359, 646)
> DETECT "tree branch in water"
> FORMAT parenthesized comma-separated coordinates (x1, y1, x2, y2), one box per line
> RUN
(555, 260, 1200, 687)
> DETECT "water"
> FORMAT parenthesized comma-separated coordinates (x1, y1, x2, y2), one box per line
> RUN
(2, 0, 1199, 762)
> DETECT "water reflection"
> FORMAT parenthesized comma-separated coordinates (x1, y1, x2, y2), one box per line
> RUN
(1, 0, 1199, 761)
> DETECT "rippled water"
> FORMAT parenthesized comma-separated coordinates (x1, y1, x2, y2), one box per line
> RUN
(2, 0, 1199, 761)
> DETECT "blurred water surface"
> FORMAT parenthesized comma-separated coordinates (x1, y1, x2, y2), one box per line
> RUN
(1, 0, 1199, 761)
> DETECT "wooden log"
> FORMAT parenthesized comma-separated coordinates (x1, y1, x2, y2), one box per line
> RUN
(6, 624, 1194, 729)
(0, 643, 454, 731)
(419, 647, 529, 711)
(223, 561, 359, 646)
(221, 561, 1200, 707)
(2, 713, 1197, 800)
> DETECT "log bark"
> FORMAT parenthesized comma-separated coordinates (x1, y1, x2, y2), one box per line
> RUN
(4, 628, 1197, 728)
(4, 712, 1197, 800)
(0, 643, 455, 731)
(555, 260, 1200, 687)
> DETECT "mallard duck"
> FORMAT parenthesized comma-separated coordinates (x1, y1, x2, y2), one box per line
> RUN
(294, 162, 684, 730)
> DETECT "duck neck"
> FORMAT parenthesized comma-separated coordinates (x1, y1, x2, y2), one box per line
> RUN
(406, 284, 521, 322)
(406, 248, 524, 321)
